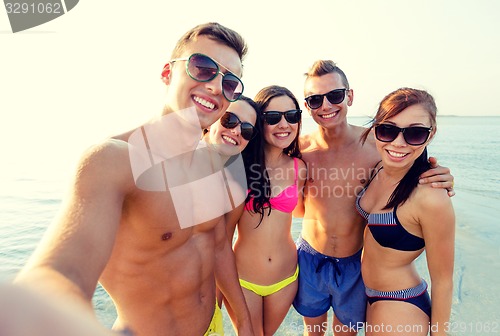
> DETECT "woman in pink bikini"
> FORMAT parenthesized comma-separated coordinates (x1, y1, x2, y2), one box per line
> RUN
(223, 86, 307, 335)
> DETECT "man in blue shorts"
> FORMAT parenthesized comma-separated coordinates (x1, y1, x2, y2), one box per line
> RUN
(293, 60, 454, 336)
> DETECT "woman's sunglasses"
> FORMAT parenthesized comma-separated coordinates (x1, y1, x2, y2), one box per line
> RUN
(220, 112, 257, 141)
(374, 124, 432, 146)
(304, 88, 347, 109)
(263, 110, 301, 125)
(170, 53, 244, 102)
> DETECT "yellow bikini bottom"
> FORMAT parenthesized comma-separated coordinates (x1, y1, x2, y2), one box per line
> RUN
(204, 300, 224, 336)
(239, 265, 299, 297)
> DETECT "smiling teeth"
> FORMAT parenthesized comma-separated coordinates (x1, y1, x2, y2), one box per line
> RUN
(222, 135, 237, 145)
(388, 150, 406, 158)
(276, 133, 289, 138)
(321, 112, 337, 119)
(194, 96, 215, 109)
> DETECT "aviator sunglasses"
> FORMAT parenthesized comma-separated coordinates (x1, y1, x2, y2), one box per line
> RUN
(374, 124, 433, 146)
(263, 110, 302, 125)
(220, 112, 257, 141)
(170, 53, 244, 102)
(304, 88, 348, 109)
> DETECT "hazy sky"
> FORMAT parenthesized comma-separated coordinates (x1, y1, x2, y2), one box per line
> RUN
(1, 0, 499, 177)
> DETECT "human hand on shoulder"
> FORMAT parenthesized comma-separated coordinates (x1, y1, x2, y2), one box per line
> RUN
(419, 156, 455, 197)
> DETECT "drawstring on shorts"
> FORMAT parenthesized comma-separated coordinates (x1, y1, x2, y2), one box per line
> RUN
(316, 256, 342, 287)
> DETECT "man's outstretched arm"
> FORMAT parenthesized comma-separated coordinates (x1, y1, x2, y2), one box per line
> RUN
(15, 141, 131, 317)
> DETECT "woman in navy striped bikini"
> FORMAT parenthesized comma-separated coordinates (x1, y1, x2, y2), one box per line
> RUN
(357, 88, 455, 336)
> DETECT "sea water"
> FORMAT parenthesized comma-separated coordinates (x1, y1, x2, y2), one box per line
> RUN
(1, 116, 499, 335)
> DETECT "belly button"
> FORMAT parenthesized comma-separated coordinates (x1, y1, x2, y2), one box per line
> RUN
(161, 232, 172, 241)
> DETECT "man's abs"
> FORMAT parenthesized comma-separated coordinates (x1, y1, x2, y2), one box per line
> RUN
(301, 199, 365, 258)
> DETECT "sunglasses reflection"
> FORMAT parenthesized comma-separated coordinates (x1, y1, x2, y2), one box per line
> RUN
(220, 112, 257, 141)
(305, 88, 347, 109)
(171, 53, 244, 102)
(263, 110, 302, 125)
(375, 124, 432, 146)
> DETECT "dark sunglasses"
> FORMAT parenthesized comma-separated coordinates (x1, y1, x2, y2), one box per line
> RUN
(171, 53, 244, 102)
(304, 88, 348, 109)
(220, 112, 257, 141)
(263, 110, 302, 125)
(374, 124, 432, 146)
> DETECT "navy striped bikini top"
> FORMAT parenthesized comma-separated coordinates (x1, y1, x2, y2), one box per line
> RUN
(356, 182, 425, 252)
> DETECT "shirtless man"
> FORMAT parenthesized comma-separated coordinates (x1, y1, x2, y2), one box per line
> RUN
(14, 22, 253, 336)
(292, 60, 454, 336)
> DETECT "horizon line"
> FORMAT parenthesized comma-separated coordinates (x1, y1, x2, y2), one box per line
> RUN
(347, 114, 500, 118)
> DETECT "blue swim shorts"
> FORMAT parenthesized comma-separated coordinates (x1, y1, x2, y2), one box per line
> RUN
(293, 237, 366, 329)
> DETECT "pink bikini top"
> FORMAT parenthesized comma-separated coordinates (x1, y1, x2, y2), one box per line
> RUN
(245, 157, 299, 213)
